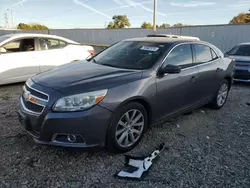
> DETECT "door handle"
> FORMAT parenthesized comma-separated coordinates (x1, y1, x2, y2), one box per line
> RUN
(190, 76, 196, 82)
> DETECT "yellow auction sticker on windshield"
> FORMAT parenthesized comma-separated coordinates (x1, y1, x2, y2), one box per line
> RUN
(140, 46, 159, 51)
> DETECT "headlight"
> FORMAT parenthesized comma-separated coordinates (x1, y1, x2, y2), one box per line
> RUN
(53, 89, 108, 112)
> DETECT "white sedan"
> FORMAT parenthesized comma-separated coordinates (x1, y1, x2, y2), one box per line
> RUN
(0, 33, 94, 85)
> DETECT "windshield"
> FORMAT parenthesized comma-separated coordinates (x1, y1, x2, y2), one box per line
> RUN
(92, 41, 170, 70)
(0, 35, 11, 43)
(227, 45, 250, 56)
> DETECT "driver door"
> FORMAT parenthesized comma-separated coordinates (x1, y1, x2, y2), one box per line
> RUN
(155, 44, 199, 120)
(0, 38, 40, 84)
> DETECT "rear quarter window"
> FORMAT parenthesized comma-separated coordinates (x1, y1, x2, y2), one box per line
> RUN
(194, 44, 213, 63)
(211, 48, 218, 60)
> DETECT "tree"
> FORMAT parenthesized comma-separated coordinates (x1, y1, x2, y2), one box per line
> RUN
(141, 22, 153, 28)
(159, 23, 170, 28)
(172, 23, 185, 27)
(17, 23, 49, 30)
(229, 13, 250, 24)
(17, 23, 29, 29)
(107, 15, 131, 29)
(107, 22, 114, 29)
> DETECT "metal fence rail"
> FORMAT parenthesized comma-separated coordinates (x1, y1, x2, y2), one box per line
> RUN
(1, 24, 250, 52)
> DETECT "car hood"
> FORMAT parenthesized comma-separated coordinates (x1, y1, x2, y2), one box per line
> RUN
(32, 60, 142, 94)
(227, 55, 250, 62)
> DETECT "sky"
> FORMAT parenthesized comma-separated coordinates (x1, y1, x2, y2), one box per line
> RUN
(0, 0, 250, 29)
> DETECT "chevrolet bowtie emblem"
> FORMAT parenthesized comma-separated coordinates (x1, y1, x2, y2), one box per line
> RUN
(23, 91, 39, 105)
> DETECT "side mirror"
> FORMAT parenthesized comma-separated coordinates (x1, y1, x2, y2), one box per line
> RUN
(0, 47, 7, 54)
(158, 64, 181, 75)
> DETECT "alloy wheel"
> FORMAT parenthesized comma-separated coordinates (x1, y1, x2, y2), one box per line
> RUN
(115, 109, 144, 148)
(217, 83, 228, 107)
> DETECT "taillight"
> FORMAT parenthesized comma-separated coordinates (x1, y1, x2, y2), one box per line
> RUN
(88, 49, 95, 55)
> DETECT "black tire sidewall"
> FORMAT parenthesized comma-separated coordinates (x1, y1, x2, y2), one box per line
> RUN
(106, 102, 148, 153)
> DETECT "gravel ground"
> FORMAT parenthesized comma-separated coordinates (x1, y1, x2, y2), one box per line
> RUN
(0, 83, 249, 188)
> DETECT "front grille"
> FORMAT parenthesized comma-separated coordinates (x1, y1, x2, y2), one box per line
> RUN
(234, 70, 250, 80)
(24, 84, 48, 101)
(21, 84, 49, 114)
(22, 96, 44, 113)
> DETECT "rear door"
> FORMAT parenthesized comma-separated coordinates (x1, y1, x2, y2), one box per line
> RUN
(36, 37, 73, 73)
(0, 37, 40, 84)
(192, 44, 222, 101)
(155, 44, 199, 120)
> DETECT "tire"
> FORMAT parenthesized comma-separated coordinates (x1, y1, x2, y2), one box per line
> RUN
(106, 102, 148, 153)
(210, 79, 230, 109)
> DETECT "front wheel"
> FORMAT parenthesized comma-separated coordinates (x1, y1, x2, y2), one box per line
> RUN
(210, 79, 230, 109)
(106, 102, 148, 153)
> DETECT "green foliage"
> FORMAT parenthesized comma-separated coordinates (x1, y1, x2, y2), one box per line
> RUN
(141, 22, 171, 28)
(141, 22, 153, 28)
(229, 13, 250, 24)
(17, 23, 49, 30)
(159, 23, 170, 28)
(172, 23, 186, 27)
(107, 22, 114, 29)
(107, 15, 131, 29)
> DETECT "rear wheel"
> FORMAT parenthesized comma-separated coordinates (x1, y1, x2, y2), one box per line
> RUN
(106, 102, 148, 153)
(210, 79, 229, 109)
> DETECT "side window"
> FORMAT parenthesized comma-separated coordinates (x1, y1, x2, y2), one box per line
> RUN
(39, 38, 67, 50)
(2, 38, 35, 53)
(162, 44, 193, 69)
(194, 44, 212, 63)
(59, 40, 67, 48)
(3, 40, 21, 53)
(211, 48, 218, 60)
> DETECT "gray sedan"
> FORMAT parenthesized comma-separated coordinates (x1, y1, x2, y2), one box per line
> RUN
(225, 43, 250, 82)
(18, 37, 235, 153)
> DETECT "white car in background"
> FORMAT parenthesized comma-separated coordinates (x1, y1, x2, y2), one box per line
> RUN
(0, 33, 94, 85)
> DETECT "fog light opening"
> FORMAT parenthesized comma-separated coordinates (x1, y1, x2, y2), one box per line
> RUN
(67, 134, 76, 143)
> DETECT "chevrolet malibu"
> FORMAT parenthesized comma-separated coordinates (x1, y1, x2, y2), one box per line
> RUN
(0, 33, 94, 85)
(18, 37, 235, 153)
(225, 43, 250, 82)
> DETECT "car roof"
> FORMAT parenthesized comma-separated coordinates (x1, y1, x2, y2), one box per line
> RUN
(238, 42, 250, 45)
(1, 33, 78, 44)
(123, 37, 202, 44)
(123, 37, 223, 57)
(146, 34, 200, 39)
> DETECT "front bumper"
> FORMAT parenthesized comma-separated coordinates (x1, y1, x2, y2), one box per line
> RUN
(233, 68, 250, 83)
(18, 81, 112, 148)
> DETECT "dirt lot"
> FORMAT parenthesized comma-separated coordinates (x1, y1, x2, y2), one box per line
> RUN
(0, 83, 249, 188)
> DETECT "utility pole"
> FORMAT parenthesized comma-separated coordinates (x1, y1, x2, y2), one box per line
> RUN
(4, 11, 9, 28)
(153, 0, 157, 32)
(7, 9, 14, 29)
